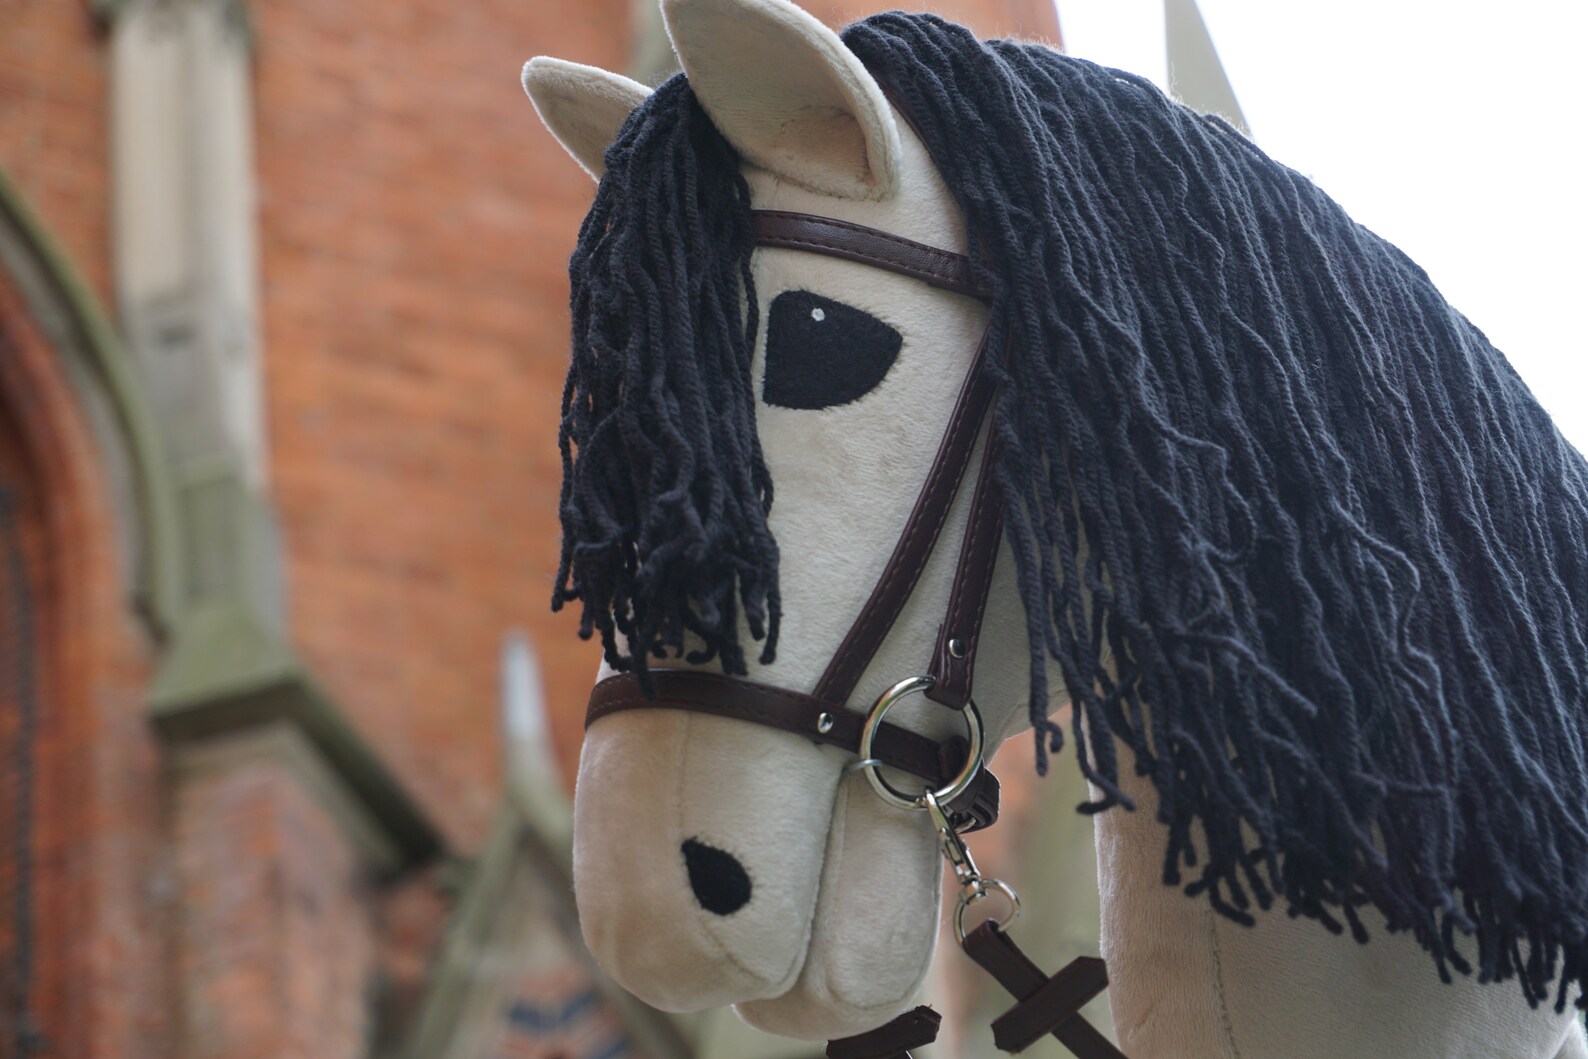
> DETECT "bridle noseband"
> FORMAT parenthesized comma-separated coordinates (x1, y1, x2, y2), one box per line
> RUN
(582, 209, 1126, 1059)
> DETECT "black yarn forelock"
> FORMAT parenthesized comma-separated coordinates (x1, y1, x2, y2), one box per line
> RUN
(553, 74, 779, 686)
(837, 12, 1588, 1010)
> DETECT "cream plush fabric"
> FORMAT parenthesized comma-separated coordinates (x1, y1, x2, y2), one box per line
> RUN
(521, 58, 649, 180)
(523, 1, 1588, 1054)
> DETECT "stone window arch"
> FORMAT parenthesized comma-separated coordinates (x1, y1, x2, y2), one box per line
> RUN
(0, 167, 185, 1058)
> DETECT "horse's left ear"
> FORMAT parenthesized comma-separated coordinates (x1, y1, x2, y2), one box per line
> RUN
(522, 57, 652, 181)
(662, 0, 903, 200)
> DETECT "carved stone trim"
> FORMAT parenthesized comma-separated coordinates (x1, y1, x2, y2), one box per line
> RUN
(150, 599, 444, 872)
(0, 168, 184, 635)
(92, 0, 252, 46)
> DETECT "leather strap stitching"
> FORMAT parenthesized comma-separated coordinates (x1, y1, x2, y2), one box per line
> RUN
(752, 210, 988, 299)
(811, 334, 996, 706)
(926, 428, 1005, 708)
(586, 670, 1000, 831)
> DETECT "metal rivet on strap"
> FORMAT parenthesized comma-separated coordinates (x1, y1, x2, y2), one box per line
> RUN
(948, 638, 967, 659)
(817, 712, 835, 734)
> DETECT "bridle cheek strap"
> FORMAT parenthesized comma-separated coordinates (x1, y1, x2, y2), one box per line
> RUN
(925, 422, 1004, 709)
(808, 318, 998, 709)
(585, 209, 1007, 830)
(750, 210, 1004, 712)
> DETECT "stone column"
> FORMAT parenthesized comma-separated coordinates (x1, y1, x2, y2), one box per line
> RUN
(103, 3, 440, 1055)
(109, 0, 279, 622)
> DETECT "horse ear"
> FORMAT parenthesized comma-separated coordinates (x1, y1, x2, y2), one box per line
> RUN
(522, 57, 652, 181)
(661, 0, 902, 200)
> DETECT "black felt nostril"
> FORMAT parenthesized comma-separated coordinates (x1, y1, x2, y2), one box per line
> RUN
(681, 838, 751, 915)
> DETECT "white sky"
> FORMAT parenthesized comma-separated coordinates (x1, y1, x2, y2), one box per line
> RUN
(1055, 0, 1588, 451)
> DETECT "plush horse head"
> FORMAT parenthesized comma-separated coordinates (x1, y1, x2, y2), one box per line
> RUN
(524, 2, 1588, 1055)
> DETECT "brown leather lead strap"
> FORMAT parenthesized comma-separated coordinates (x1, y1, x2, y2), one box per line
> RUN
(925, 428, 1004, 709)
(963, 923, 1127, 1058)
(586, 670, 1001, 831)
(825, 1005, 941, 1059)
(752, 211, 989, 300)
(990, 956, 1110, 1054)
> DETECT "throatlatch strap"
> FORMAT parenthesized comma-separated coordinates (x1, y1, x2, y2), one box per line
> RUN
(962, 923, 1125, 1058)
(825, 1005, 941, 1059)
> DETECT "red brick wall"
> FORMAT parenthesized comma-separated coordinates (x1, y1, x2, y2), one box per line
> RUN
(0, 3, 113, 306)
(0, 319, 52, 1059)
(257, 0, 1060, 855)
(255, 0, 634, 849)
(172, 732, 378, 1059)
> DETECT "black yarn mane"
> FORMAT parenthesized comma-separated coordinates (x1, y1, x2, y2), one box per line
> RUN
(556, 13, 1588, 1009)
(553, 76, 779, 682)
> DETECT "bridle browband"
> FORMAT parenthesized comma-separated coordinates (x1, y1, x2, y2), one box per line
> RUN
(586, 206, 1006, 830)
(581, 209, 1126, 1059)
(751, 210, 986, 298)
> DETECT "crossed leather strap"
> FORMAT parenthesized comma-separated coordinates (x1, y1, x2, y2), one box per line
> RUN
(825, 924, 1122, 1058)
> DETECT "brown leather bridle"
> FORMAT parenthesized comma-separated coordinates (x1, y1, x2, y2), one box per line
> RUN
(587, 208, 1007, 831)
(581, 210, 1127, 1059)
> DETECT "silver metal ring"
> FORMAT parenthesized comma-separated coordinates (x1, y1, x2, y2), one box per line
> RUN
(954, 878, 1021, 943)
(855, 675, 984, 812)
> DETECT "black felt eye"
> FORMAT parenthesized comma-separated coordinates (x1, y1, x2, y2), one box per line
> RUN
(763, 291, 902, 410)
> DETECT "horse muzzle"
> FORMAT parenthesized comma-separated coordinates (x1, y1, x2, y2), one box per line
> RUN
(573, 704, 844, 1010)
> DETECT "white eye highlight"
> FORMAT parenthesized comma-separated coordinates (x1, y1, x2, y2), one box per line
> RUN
(811, 307, 826, 322)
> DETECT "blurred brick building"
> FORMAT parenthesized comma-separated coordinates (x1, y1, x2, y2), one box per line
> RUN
(0, 0, 1058, 1056)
